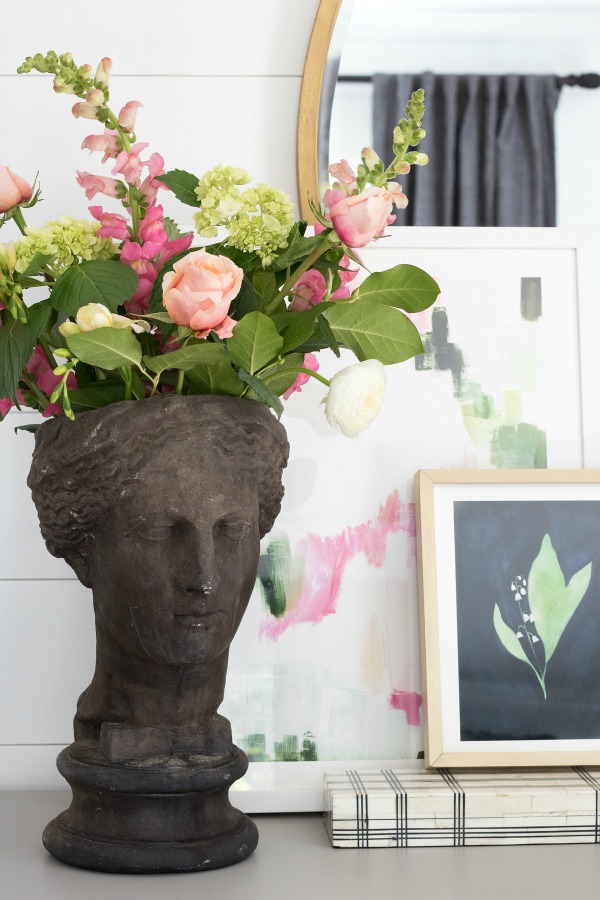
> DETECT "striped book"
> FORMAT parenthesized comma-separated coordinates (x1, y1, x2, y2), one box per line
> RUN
(324, 767, 600, 847)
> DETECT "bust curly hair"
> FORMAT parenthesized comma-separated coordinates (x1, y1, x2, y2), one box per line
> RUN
(28, 395, 289, 587)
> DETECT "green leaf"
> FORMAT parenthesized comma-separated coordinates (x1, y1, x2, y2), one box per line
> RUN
(493, 604, 533, 668)
(186, 354, 245, 397)
(317, 313, 341, 357)
(271, 302, 332, 353)
(236, 367, 283, 417)
(271, 226, 325, 272)
(226, 311, 283, 374)
(205, 243, 259, 272)
(528, 534, 592, 662)
(259, 353, 305, 397)
(68, 381, 127, 412)
(66, 327, 142, 371)
(252, 270, 281, 314)
(143, 342, 225, 375)
(155, 169, 201, 207)
(229, 277, 260, 319)
(0, 301, 54, 401)
(17, 252, 54, 279)
(357, 264, 440, 312)
(323, 298, 423, 363)
(163, 216, 183, 241)
(50, 260, 139, 316)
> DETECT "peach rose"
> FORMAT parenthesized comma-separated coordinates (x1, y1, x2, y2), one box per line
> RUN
(325, 186, 396, 248)
(162, 249, 243, 332)
(0, 166, 32, 213)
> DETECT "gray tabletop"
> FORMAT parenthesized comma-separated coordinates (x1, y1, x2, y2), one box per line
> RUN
(2, 791, 600, 900)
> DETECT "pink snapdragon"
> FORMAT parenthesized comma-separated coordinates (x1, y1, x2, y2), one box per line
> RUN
(329, 159, 358, 195)
(112, 142, 149, 186)
(89, 206, 129, 240)
(283, 353, 320, 400)
(140, 152, 168, 203)
(122, 232, 194, 315)
(76, 171, 121, 200)
(138, 204, 168, 257)
(118, 100, 143, 132)
(95, 57, 112, 88)
(81, 130, 120, 164)
(72, 101, 99, 120)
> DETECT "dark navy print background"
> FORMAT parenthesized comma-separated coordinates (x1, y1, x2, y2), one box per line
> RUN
(453, 501, 600, 741)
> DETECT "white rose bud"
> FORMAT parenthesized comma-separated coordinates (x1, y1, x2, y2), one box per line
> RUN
(59, 303, 152, 337)
(324, 359, 387, 438)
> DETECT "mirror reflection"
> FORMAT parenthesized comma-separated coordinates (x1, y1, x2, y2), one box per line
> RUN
(328, 0, 600, 228)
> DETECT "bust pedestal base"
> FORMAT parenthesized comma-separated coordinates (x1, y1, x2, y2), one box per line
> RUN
(42, 742, 257, 874)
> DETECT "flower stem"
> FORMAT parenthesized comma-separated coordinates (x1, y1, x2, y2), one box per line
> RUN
(37, 336, 57, 370)
(276, 237, 331, 305)
(21, 374, 50, 411)
(12, 207, 28, 236)
(175, 369, 185, 395)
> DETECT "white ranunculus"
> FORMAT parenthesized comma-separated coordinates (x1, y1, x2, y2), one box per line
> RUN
(324, 359, 387, 437)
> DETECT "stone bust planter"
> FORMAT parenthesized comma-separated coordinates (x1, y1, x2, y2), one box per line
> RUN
(27, 394, 289, 874)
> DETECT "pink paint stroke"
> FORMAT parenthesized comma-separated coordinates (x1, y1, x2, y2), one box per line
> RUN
(388, 689, 422, 726)
(260, 491, 415, 642)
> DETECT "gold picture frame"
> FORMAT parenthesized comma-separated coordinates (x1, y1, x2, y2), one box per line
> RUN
(296, 0, 344, 221)
(416, 468, 600, 767)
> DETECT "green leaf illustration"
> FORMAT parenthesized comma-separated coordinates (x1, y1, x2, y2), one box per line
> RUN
(528, 534, 592, 663)
(493, 604, 547, 697)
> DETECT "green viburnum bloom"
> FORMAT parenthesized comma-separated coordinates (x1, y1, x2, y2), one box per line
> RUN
(193, 167, 294, 264)
(14, 216, 118, 278)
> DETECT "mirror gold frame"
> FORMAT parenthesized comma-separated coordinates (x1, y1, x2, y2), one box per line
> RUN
(297, 0, 344, 222)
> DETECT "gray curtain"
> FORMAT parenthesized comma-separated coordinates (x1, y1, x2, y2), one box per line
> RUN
(373, 73, 561, 226)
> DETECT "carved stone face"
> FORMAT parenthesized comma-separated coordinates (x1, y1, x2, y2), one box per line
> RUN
(88, 444, 261, 666)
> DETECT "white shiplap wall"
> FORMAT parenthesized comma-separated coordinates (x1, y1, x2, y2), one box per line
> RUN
(0, 0, 320, 789)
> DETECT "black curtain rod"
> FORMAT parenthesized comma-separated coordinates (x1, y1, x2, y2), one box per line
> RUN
(338, 74, 600, 89)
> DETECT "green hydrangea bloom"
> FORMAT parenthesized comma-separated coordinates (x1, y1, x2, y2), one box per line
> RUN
(193, 167, 294, 264)
(14, 216, 118, 278)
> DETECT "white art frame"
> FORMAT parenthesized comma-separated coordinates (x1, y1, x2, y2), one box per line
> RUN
(5, 229, 596, 809)
(223, 227, 600, 811)
(415, 468, 600, 768)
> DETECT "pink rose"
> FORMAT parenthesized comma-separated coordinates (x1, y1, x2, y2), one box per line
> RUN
(289, 269, 327, 312)
(162, 249, 243, 332)
(0, 166, 32, 213)
(325, 186, 396, 248)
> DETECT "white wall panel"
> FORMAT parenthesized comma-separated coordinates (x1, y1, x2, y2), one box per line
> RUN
(0, 0, 319, 76)
(0, 582, 94, 745)
(0, 0, 318, 788)
(0, 414, 72, 579)
(0, 75, 302, 228)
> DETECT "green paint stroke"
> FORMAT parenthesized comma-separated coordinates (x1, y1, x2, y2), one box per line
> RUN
(274, 732, 318, 762)
(490, 422, 547, 468)
(257, 537, 294, 618)
(240, 734, 270, 762)
(521, 277, 542, 322)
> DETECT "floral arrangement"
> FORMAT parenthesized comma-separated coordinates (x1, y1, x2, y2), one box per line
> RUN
(0, 51, 438, 437)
